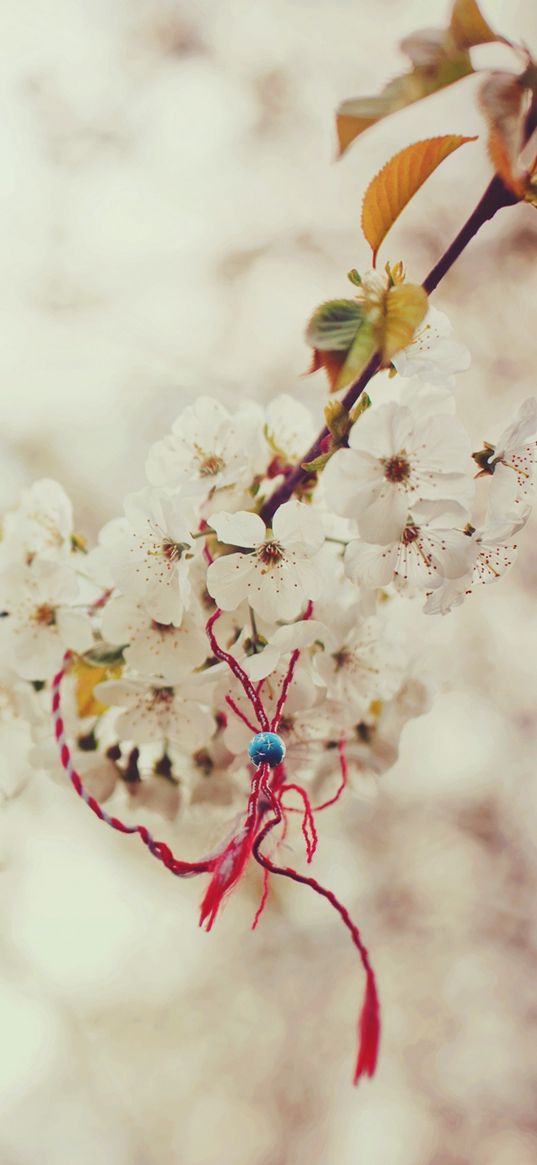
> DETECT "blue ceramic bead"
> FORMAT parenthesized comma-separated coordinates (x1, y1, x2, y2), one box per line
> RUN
(248, 732, 286, 768)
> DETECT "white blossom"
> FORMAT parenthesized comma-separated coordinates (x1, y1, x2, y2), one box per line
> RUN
(96, 677, 214, 751)
(206, 500, 325, 622)
(313, 608, 404, 716)
(344, 505, 476, 592)
(424, 508, 531, 614)
(145, 396, 263, 501)
(0, 559, 93, 681)
(101, 596, 208, 681)
(87, 488, 201, 626)
(479, 397, 537, 518)
(391, 306, 471, 388)
(0, 479, 75, 569)
(323, 398, 474, 543)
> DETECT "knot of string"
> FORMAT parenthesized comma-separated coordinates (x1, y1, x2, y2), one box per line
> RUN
(50, 596, 380, 1084)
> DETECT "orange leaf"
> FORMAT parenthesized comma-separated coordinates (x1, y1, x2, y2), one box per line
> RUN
(449, 0, 499, 50)
(479, 73, 527, 197)
(361, 135, 478, 264)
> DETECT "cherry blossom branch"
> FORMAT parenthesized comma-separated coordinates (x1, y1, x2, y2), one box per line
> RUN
(422, 174, 519, 295)
(259, 174, 519, 526)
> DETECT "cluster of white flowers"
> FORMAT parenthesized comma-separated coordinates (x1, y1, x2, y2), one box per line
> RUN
(0, 307, 536, 824)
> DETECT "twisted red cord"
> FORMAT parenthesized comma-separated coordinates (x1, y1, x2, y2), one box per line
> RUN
(224, 694, 258, 735)
(253, 795, 380, 1084)
(280, 782, 318, 862)
(52, 600, 378, 1086)
(206, 608, 270, 730)
(51, 656, 213, 878)
(270, 600, 313, 732)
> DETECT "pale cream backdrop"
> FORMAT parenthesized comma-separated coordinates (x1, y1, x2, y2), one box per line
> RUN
(1, 1, 537, 1163)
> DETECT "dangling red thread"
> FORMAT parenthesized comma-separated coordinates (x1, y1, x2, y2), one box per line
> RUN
(51, 657, 213, 879)
(224, 694, 258, 734)
(280, 781, 318, 862)
(312, 734, 349, 812)
(51, 599, 380, 1086)
(252, 794, 380, 1084)
(251, 866, 271, 930)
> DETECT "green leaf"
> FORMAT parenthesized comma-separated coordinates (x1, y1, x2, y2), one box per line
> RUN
(324, 400, 352, 441)
(333, 319, 377, 391)
(302, 450, 333, 473)
(306, 299, 364, 351)
(350, 392, 371, 422)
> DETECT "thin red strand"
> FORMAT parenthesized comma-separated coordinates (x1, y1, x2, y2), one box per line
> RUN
(251, 867, 271, 930)
(206, 609, 270, 730)
(270, 600, 313, 731)
(312, 735, 349, 812)
(51, 657, 213, 879)
(280, 781, 318, 862)
(225, 694, 259, 735)
(253, 799, 380, 1085)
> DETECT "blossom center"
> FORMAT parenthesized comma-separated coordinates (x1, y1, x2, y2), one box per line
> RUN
(151, 686, 174, 706)
(401, 524, 420, 546)
(383, 453, 411, 484)
(199, 453, 225, 478)
(333, 648, 352, 672)
(161, 539, 185, 562)
(257, 540, 284, 567)
(34, 603, 56, 626)
(151, 620, 174, 634)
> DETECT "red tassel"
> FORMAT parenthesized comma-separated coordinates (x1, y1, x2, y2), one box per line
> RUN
(199, 826, 254, 932)
(253, 804, 381, 1087)
(354, 971, 380, 1083)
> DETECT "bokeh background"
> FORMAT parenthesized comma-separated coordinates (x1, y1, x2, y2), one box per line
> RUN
(2, 1, 537, 1162)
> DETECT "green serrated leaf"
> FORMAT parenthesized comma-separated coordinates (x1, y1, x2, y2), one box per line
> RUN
(333, 319, 377, 392)
(306, 299, 364, 352)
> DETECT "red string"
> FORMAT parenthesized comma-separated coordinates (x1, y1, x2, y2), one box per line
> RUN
(252, 796, 380, 1084)
(251, 866, 270, 930)
(206, 609, 270, 730)
(312, 735, 349, 812)
(51, 657, 214, 879)
(52, 599, 379, 1086)
(225, 694, 259, 735)
(280, 782, 318, 862)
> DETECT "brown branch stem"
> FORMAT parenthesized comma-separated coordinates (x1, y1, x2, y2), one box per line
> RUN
(259, 174, 519, 526)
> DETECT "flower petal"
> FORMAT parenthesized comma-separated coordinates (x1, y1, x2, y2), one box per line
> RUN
(206, 552, 256, 611)
(271, 499, 324, 551)
(209, 510, 265, 549)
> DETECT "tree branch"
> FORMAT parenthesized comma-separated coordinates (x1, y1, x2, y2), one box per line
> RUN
(259, 174, 519, 526)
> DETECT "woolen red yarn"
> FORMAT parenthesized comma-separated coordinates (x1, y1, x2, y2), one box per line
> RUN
(51, 602, 381, 1086)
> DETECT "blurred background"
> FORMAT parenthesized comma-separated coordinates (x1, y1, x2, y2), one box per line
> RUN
(2, 1, 537, 1162)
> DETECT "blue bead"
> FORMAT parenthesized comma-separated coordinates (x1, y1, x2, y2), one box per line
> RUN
(248, 732, 286, 768)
